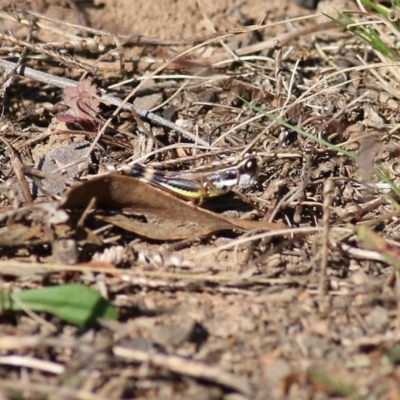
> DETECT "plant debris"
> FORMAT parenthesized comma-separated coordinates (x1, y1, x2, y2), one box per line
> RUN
(1, 0, 400, 399)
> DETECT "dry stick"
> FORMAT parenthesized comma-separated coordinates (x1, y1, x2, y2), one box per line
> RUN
(0, 259, 308, 285)
(268, 186, 302, 223)
(0, 32, 94, 73)
(21, 8, 267, 47)
(113, 346, 254, 396)
(36, 18, 337, 73)
(0, 380, 110, 400)
(196, 0, 256, 75)
(397, 268, 400, 332)
(0, 355, 64, 374)
(0, 59, 209, 147)
(319, 179, 335, 297)
(237, 59, 300, 156)
(124, 143, 218, 165)
(20, 9, 339, 54)
(129, 105, 163, 148)
(192, 226, 324, 260)
(0, 137, 33, 204)
(65, 0, 90, 29)
(0, 16, 33, 93)
(0, 10, 96, 44)
(4, 10, 337, 71)
(233, 21, 338, 155)
(293, 145, 313, 224)
(103, 21, 337, 152)
(198, 20, 338, 65)
(104, 31, 259, 149)
(325, 90, 371, 127)
(274, 40, 283, 106)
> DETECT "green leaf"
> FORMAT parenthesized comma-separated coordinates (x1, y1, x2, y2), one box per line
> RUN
(1, 284, 118, 327)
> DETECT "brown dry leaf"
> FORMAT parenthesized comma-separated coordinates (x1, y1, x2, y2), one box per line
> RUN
(61, 174, 278, 241)
(223, 216, 285, 231)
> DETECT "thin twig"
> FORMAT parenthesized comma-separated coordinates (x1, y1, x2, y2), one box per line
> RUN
(113, 346, 254, 396)
(0, 380, 110, 400)
(0, 59, 209, 147)
(0, 356, 64, 375)
(319, 179, 335, 297)
(0, 137, 33, 204)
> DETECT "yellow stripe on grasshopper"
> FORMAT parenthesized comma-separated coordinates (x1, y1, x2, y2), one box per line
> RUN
(124, 155, 261, 201)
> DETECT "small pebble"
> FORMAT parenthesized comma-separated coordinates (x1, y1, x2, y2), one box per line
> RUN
(365, 306, 389, 332)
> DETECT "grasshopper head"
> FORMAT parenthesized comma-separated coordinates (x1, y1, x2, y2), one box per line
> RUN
(237, 155, 262, 188)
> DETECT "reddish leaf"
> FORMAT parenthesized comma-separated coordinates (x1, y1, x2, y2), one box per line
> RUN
(57, 78, 100, 131)
(64, 78, 99, 118)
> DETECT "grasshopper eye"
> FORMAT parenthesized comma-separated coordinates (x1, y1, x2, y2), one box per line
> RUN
(242, 157, 259, 176)
(237, 156, 261, 188)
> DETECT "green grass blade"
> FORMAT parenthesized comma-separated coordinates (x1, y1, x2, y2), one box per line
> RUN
(1, 284, 118, 327)
(238, 96, 356, 159)
(360, 0, 390, 19)
(239, 97, 400, 200)
(326, 10, 398, 61)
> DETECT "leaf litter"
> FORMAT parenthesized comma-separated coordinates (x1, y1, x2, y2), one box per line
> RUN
(61, 173, 281, 240)
(1, 0, 400, 399)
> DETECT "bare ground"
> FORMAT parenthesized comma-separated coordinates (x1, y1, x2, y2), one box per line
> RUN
(0, 0, 400, 399)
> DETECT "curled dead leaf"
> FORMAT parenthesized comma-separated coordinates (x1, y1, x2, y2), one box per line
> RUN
(61, 174, 281, 241)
